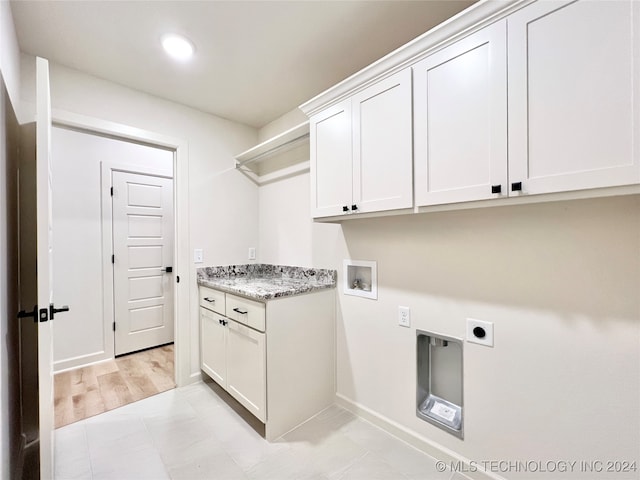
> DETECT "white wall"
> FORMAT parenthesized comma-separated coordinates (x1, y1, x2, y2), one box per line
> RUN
(258, 110, 640, 477)
(51, 127, 173, 370)
(21, 55, 259, 381)
(0, 0, 20, 111)
(336, 197, 639, 477)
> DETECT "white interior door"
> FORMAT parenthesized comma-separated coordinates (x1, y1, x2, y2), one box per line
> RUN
(36, 56, 55, 480)
(112, 171, 174, 356)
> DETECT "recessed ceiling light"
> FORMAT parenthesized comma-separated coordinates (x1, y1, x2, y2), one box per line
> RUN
(161, 34, 195, 61)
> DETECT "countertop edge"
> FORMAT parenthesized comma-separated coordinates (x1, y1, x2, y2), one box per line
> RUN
(197, 278, 336, 301)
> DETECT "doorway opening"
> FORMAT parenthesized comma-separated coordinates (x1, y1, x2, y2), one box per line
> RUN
(49, 123, 183, 428)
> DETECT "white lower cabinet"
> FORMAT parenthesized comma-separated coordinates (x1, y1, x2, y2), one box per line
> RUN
(200, 306, 266, 421)
(199, 286, 335, 440)
(200, 308, 227, 387)
(226, 320, 266, 421)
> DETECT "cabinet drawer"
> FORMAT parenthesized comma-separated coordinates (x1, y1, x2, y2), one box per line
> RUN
(226, 293, 266, 332)
(199, 286, 225, 314)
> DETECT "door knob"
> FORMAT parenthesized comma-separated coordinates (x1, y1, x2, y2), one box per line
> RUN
(49, 304, 70, 320)
(17, 305, 39, 323)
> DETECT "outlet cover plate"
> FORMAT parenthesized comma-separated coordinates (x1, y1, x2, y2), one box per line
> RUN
(466, 318, 494, 347)
(398, 306, 411, 328)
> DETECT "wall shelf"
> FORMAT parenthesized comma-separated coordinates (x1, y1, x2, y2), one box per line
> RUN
(235, 120, 309, 168)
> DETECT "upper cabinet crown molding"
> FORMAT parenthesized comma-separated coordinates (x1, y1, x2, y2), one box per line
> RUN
(299, 0, 532, 117)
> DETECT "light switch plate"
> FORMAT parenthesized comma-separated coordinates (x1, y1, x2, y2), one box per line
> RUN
(466, 318, 494, 347)
(248, 247, 256, 260)
(194, 248, 203, 264)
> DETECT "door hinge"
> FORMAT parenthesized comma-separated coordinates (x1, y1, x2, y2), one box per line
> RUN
(111, 254, 115, 264)
(110, 186, 114, 196)
(113, 322, 116, 331)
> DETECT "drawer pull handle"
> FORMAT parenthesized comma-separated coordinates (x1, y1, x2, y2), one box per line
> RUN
(233, 307, 248, 315)
(204, 297, 215, 303)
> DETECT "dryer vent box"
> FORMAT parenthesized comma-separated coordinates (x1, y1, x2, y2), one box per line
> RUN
(416, 330, 463, 438)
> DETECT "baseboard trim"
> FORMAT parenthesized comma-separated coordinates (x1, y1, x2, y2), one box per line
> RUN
(335, 394, 504, 480)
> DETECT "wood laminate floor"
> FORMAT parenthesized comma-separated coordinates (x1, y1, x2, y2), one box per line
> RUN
(54, 344, 175, 428)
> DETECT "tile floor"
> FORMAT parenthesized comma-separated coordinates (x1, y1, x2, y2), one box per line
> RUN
(55, 380, 465, 480)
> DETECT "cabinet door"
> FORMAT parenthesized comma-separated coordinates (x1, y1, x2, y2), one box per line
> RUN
(508, 0, 640, 195)
(413, 21, 507, 206)
(200, 308, 227, 387)
(310, 100, 352, 218)
(226, 320, 266, 422)
(352, 69, 413, 213)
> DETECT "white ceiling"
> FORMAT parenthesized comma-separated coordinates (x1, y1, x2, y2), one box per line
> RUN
(10, 0, 476, 128)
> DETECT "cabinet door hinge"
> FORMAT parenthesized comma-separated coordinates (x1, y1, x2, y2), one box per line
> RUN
(113, 322, 116, 331)
(111, 254, 115, 264)
(110, 186, 114, 196)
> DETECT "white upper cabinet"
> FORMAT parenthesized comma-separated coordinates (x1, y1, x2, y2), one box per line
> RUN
(310, 69, 412, 218)
(303, 0, 640, 219)
(352, 69, 413, 213)
(413, 20, 507, 206)
(507, 0, 640, 195)
(310, 100, 352, 218)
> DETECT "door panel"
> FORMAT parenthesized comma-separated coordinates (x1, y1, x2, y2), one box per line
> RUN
(414, 21, 507, 206)
(200, 308, 227, 387)
(352, 68, 413, 212)
(36, 56, 55, 480)
(226, 320, 266, 422)
(310, 100, 352, 217)
(113, 171, 174, 355)
(508, 0, 639, 194)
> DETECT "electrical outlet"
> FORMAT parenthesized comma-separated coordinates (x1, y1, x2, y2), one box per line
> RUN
(398, 306, 411, 328)
(248, 247, 256, 260)
(466, 318, 494, 347)
(194, 248, 203, 264)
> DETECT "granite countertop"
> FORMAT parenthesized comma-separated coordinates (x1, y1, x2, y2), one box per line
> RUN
(197, 264, 337, 301)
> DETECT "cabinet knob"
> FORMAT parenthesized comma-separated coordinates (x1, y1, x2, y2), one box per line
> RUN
(351, 204, 358, 211)
(491, 185, 501, 194)
(342, 205, 349, 212)
(511, 182, 522, 192)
